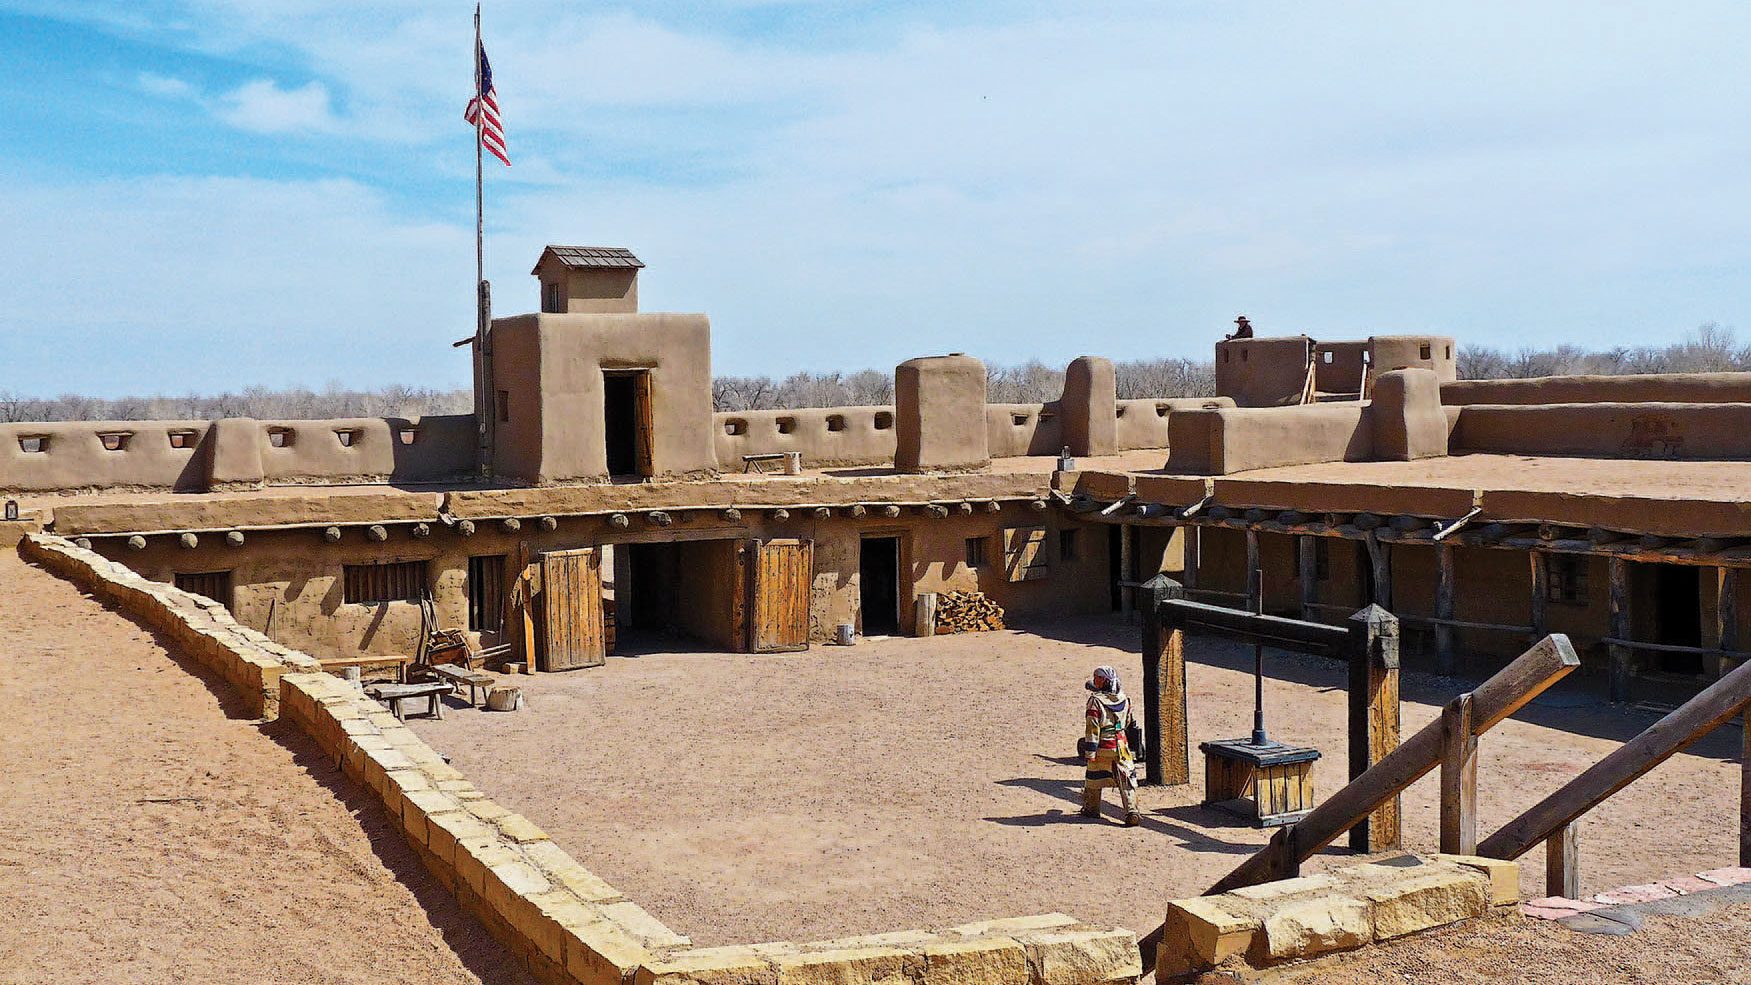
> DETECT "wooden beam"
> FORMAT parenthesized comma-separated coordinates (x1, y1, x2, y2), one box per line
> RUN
(1206, 634, 1580, 896)
(1720, 567, 1740, 679)
(1547, 821, 1580, 898)
(1119, 524, 1135, 617)
(1609, 557, 1632, 703)
(1440, 692, 1478, 855)
(1159, 598, 1354, 653)
(1530, 552, 1548, 636)
(1435, 542, 1457, 676)
(1245, 528, 1261, 613)
(1349, 605, 1401, 853)
(1480, 654, 1751, 862)
(1183, 526, 1200, 591)
(1141, 578, 1189, 787)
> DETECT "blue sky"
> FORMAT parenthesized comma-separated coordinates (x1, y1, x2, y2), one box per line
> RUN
(3, 1, 1749, 397)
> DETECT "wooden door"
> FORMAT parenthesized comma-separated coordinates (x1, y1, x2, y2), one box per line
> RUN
(634, 370, 655, 478)
(749, 538, 813, 652)
(539, 547, 606, 671)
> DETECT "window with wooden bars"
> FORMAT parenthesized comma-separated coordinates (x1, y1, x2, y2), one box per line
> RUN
(174, 571, 233, 611)
(1002, 526, 1050, 582)
(964, 536, 988, 567)
(1548, 555, 1588, 605)
(467, 554, 506, 633)
(342, 561, 427, 605)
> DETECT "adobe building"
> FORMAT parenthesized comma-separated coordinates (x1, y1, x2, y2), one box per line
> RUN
(6, 246, 1751, 706)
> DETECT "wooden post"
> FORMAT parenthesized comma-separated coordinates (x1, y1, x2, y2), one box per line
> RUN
(1439, 692, 1478, 855)
(1608, 557, 1631, 703)
(1719, 567, 1739, 679)
(1366, 534, 1392, 609)
(1743, 711, 1750, 867)
(1529, 552, 1548, 636)
(1183, 526, 1200, 592)
(1245, 528, 1260, 612)
(1348, 605, 1402, 853)
(1141, 576, 1189, 787)
(1298, 536, 1317, 623)
(1118, 524, 1134, 618)
(1435, 543, 1457, 676)
(1547, 821, 1580, 898)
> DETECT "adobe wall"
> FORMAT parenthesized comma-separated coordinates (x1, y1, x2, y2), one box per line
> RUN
(1312, 341, 1369, 394)
(1450, 402, 1751, 459)
(0, 415, 476, 494)
(1214, 336, 1313, 407)
(1442, 372, 1751, 406)
(986, 403, 1063, 458)
(714, 407, 897, 468)
(1166, 403, 1374, 474)
(1370, 335, 1457, 381)
(1114, 397, 1230, 451)
(896, 355, 989, 472)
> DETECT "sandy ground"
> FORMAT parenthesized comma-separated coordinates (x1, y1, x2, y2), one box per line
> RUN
(1260, 902, 1751, 985)
(406, 617, 1744, 948)
(0, 552, 533, 985)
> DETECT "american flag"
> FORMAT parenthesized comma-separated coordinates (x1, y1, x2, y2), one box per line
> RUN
(465, 41, 510, 166)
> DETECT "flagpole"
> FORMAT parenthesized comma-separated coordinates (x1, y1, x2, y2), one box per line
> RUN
(473, 3, 492, 477)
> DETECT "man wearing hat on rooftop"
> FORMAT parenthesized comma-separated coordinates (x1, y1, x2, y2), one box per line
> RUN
(1081, 665, 1142, 827)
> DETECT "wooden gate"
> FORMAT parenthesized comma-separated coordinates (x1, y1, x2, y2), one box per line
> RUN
(749, 538, 813, 652)
(539, 547, 606, 671)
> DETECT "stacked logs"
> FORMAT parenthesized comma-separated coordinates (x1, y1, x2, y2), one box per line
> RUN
(934, 591, 1007, 633)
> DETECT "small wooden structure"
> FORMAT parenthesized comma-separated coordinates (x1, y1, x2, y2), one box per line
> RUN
(1200, 739, 1321, 827)
(365, 681, 449, 721)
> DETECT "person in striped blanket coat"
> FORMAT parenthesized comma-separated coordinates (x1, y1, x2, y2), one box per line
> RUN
(1080, 665, 1142, 827)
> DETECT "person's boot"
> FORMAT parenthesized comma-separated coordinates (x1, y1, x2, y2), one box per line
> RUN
(1078, 804, 1100, 819)
(1124, 811, 1142, 828)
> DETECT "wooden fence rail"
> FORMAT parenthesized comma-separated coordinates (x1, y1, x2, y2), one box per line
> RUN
(1477, 654, 1751, 894)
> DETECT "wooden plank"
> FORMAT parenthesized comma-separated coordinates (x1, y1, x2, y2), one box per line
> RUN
(731, 541, 749, 652)
(634, 370, 655, 477)
(1206, 634, 1580, 895)
(1440, 692, 1479, 855)
(1530, 552, 1548, 636)
(1435, 542, 1457, 676)
(1480, 653, 1751, 862)
(1609, 557, 1632, 703)
(1298, 535, 1317, 623)
(1183, 527, 1200, 591)
(1547, 821, 1580, 898)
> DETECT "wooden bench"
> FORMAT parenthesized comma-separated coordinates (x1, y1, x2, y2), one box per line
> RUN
(742, 451, 802, 474)
(429, 665, 496, 708)
(365, 681, 450, 721)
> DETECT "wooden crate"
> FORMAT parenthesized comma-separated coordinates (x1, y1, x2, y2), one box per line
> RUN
(1199, 738, 1321, 827)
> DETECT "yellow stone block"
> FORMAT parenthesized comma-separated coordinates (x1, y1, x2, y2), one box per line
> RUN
(921, 936, 1026, 985)
(603, 900, 691, 949)
(455, 835, 520, 897)
(496, 812, 550, 845)
(773, 947, 918, 985)
(946, 915, 1077, 939)
(484, 858, 552, 926)
(1158, 897, 1258, 977)
(636, 945, 778, 985)
(1364, 870, 1488, 941)
(1015, 929, 1140, 985)
(522, 842, 624, 903)
(1251, 896, 1369, 964)
(565, 917, 652, 985)
(1433, 854, 1521, 906)
(465, 798, 513, 824)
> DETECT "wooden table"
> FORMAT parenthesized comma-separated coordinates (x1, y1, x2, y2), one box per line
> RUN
(365, 682, 450, 721)
(1199, 738, 1321, 827)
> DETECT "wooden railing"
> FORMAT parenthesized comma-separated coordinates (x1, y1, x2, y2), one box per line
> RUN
(1138, 634, 1580, 975)
(1477, 655, 1751, 896)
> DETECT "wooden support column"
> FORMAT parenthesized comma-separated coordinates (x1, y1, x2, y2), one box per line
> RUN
(1347, 605, 1402, 853)
(1547, 821, 1580, 898)
(1435, 542, 1457, 676)
(1608, 557, 1632, 703)
(1140, 577, 1189, 787)
(1298, 535, 1317, 623)
(1439, 692, 1478, 855)
(1529, 552, 1548, 636)
(1719, 567, 1740, 679)
(1366, 534, 1392, 609)
(1182, 526, 1200, 592)
(1743, 713, 1751, 867)
(1245, 528, 1261, 611)
(1118, 523, 1134, 618)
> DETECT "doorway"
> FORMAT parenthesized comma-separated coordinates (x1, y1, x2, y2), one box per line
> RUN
(603, 370, 652, 478)
(1651, 565, 1703, 675)
(860, 536, 900, 636)
(615, 539, 741, 653)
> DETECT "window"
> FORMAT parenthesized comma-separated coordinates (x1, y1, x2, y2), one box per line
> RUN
(873, 411, 894, 430)
(1114, 405, 1126, 418)
(343, 561, 427, 604)
(1322, 351, 1334, 364)
(1155, 403, 1170, 417)
(98, 431, 131, 451)
(1419, 342, 1433, 360)
(496, 390, 511, 423)
(18, 435, 48, 453)
(1548, 555, 1588, 605)
(1313, 539, 1330, 581)
(334, 428, 361, 448)
(965, 536, 988, 567)
(1060, 529, 1079, 562)
(266, 426, 294, 448)
(175, 570, 233, 611)
(543, 281, 563, 312)
(826, 414, 847, 432)
(467, 555, 506, 633)
(1012, 413, 1030, 426)
(398, 428, 419, 445)
(168, 430, 196, 449)
(724, 418, 747, 436)
(776, 417, 797, 435)
(1002, 526, 1050, 582)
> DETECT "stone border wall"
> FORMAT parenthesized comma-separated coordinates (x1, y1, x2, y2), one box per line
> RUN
(18, 532, 1141, 985)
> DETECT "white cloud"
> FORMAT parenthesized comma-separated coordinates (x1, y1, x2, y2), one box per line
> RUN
(215, 78, 339, 134)
(136, 71, 195, 99)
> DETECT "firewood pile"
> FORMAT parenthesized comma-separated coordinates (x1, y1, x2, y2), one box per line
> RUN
(934, 591, 1007, 633)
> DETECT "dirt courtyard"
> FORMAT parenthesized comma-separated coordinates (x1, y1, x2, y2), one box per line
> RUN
(407, 617, 1746, 947)
(0, 552, 532, 985)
